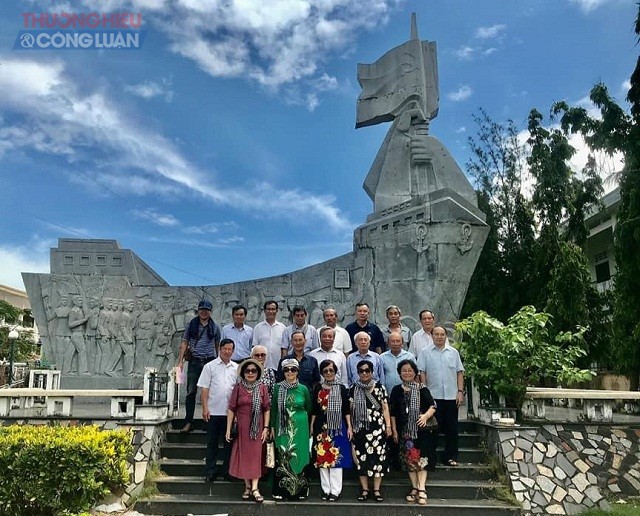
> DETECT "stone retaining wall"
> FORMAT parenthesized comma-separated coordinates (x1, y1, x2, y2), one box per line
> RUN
(480, 423, 640, 515)
(0, 417, 170, 505)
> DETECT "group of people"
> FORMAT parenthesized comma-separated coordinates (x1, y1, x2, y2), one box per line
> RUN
(177, 299, 465, 504)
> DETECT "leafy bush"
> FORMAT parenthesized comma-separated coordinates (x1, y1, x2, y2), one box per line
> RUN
(455, 306, 594, 412)
(0, 425, 131, 516)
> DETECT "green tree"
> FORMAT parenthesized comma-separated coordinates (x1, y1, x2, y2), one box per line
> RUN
(552, 5, 640, 387)
(0, 300, 21, 323)
(462, 110, 537, 321)
(0, 300, 36, 362)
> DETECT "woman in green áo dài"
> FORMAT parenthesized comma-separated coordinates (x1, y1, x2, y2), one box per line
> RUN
(270, 358, 312, 500)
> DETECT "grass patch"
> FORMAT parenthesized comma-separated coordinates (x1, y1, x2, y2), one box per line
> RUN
(581, 498, 640, 515)
(128, 461, 164, 506)
(484, 450, 520, 506)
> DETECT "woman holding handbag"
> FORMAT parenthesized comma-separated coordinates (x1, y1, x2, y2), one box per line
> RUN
(226, 359, 271, 503)
(389, 359, 437, 506)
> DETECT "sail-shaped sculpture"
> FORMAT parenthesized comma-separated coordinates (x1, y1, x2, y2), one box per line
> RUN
(23, 14, 489, 388)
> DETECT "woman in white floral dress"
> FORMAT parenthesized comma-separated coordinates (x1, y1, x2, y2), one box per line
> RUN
(349, 359, 392, 502)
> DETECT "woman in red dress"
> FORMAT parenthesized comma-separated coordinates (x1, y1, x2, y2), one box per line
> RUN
(226, 359, 271, 503)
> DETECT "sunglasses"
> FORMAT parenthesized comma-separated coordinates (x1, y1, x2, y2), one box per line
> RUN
(252, 353, 266, 357)
(283, 367, 298, 373)
(321, 368, 335, 374)
(357, 368, 372, 374)
(245, 368, 258, 374)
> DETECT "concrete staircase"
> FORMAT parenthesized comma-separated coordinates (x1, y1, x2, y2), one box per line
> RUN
(135, 420, 520, 515)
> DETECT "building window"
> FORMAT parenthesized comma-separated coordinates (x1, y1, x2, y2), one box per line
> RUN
(64, 256, 73, 265)
(594, 250, 608, 263)
(112, 256, 123, 266)
(97, 256, 106, 266)
(595, 261, 611, 283)
(80, 256, 90, 266)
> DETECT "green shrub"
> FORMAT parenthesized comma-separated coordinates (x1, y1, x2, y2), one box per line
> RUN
(456, 306, 594, 412)
(0, 425, 132, 516)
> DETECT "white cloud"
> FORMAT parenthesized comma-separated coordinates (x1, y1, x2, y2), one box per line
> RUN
(447, 85, 474, 102)
(0, 57, 353, 232)
(455, 126, 467, 133)
(0, 242, 51, 291)
(131, 208, 180, 227)
(124, 78, 174, 102)
(453, 45, 475, 60)
(475, 24, 506, 40)
(483, 47, 498, 56)
(568, 0, 612, 13)
(621, 79, 631, 97)
(77, 0, 396, 103)
(184, 222, 238, 234)
(218, 236, 245, 244)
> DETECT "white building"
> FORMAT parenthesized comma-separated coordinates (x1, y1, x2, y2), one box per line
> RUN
(584, 187, 620, 294)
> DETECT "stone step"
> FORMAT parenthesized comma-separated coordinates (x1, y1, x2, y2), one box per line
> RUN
(171, 418, 482, 433)
(135, 494, 520, 516)
(158, 458, 496, 481)
(160, 443, 487, 463)
(154, 475, 502, 500)
(165, 429, 483, 448)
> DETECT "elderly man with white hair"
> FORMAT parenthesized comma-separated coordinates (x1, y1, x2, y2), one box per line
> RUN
(250, 345, 277, 395)
(346, 331, 385, 386)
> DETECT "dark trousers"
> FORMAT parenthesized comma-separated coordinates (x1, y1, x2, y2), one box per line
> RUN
(185, 357, 214, 423)
(206, 415, 231, 477)
(434, 399, 459, 463)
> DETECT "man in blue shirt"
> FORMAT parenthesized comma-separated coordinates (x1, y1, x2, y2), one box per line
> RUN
(380, 331, 416, 393)
(346, 331, 385, 385)
(178, 300, 221, 433)
(221, 304, 253, 363)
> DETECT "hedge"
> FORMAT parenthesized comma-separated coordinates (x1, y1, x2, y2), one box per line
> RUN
(0, 425, 131, 516)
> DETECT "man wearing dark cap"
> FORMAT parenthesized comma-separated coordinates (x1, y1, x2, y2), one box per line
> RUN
(178, 299, 221, 433)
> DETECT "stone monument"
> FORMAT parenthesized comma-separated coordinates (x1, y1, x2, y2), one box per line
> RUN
(23, 14, 488, 388)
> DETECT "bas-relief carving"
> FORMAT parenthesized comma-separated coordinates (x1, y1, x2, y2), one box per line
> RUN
(23, 14, 489, 386)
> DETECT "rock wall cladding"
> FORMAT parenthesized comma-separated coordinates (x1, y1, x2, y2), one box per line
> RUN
(485, 424, 640, 515)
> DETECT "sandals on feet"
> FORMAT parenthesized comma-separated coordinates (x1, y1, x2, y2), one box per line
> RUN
(446, 459, 459, 467)
(241, 487, 251, 500)
(357, 489, 369, 501)
(252, 489, 264, 503)
(373, 490, 384, 502)
(406, 487, 418, 502)
(417, 489, 427, 505)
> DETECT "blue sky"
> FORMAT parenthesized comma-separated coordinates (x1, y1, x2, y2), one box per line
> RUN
(0, 0, 635, 291)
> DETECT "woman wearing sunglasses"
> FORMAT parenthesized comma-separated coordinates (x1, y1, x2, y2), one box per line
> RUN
(270, 358, 312, 500)
(226, 359, 271, 503)
(349, 359, 392, 502)
(251, 345, 277, 395)
(310, 359, 353, 501)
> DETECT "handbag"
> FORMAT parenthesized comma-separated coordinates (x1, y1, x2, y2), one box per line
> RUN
(265, 441, 275, 468)
(229, 417, 238, 440)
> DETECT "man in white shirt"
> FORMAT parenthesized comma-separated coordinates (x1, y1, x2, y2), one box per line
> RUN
(309, 326, 349, 387)
(221, 304, 253, 362)
(418, 326, 464, 468)
(280, 305, 319, 355)
(198, 339, 239, 481)
(317, 307, 351, 356)
(252, 300, 287, 371)
(409, 309, 435, 358)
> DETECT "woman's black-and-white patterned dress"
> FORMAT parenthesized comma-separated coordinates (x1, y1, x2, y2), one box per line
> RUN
(349, 382, 389, 477)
